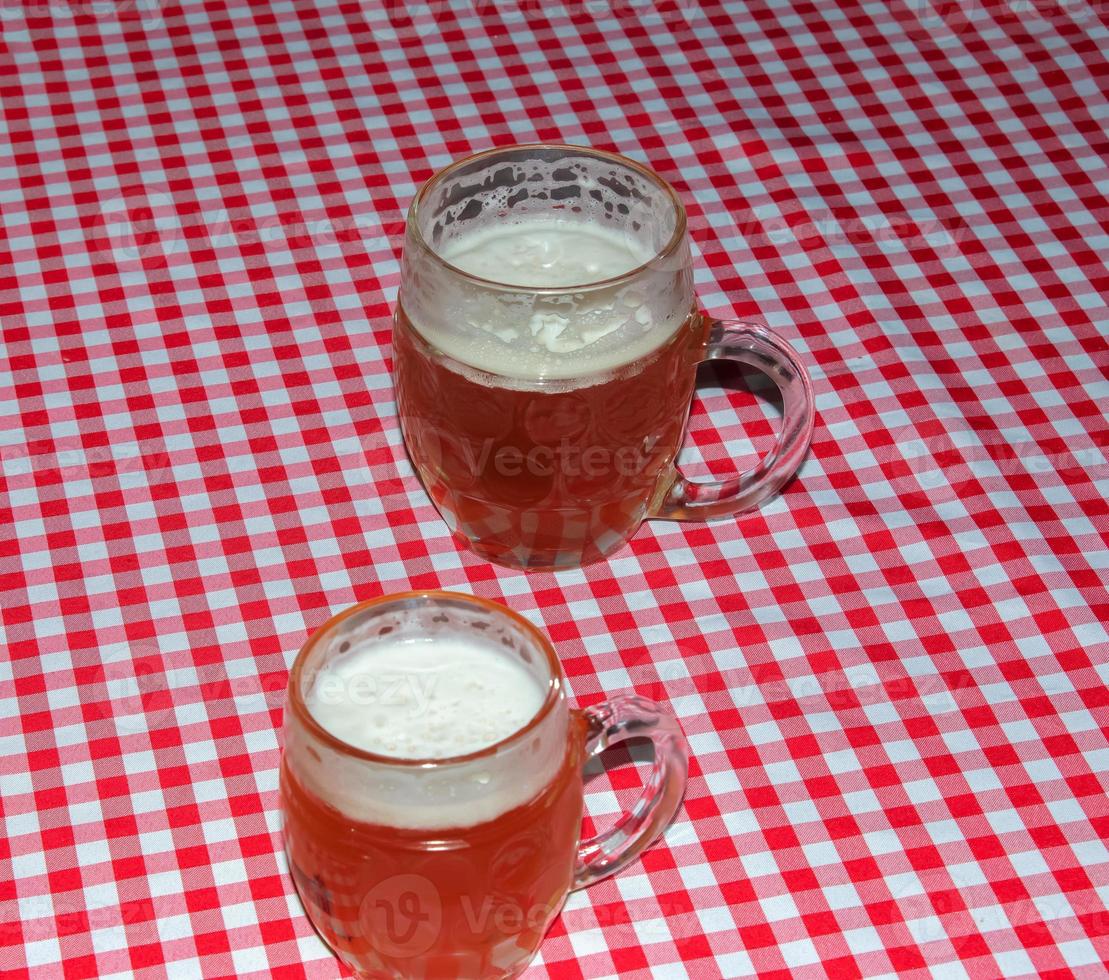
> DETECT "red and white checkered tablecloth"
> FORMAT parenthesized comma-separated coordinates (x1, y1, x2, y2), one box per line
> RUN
(2, 0, 1107, 977)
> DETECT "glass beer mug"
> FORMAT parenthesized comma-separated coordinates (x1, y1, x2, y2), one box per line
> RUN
(281, 591, 688, 980)
(394, 143, 815, 570)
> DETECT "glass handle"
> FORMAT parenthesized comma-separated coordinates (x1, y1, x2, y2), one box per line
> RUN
(650, 319, 816, 520)
(572, 696, 689, 890)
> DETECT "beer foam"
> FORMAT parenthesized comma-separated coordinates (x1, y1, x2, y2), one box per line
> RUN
(442, 219, 650, 289)
(285, 613, 570, 830)
(402, 217, 694, 381)
(306, 636, 547, 760)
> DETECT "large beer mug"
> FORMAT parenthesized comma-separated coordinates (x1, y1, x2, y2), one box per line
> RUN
(281, 591, 688, 979)
(394, 143, 815, 570)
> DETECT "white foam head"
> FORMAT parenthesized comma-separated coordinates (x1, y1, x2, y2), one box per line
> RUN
(283, 597, 569, 830)
(306, 636, 547, 760)
(400, 147, 695, 381)
(442, 219, 650, 289)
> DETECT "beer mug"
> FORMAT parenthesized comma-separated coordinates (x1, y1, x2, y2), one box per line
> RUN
(281, 591, 688, 979)
(394, 143, 815, 570)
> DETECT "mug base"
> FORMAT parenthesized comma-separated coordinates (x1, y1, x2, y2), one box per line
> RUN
(461, 536, 622, 571)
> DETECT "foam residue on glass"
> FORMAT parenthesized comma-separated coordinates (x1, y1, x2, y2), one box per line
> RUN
(400, 151, 694, 383)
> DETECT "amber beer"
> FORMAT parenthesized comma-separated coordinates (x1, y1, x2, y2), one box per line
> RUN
(280, 592, 688, 980)
(393, 145, 815, 570)
(394, 304, 708, 569)
(281, 729, 585, 978)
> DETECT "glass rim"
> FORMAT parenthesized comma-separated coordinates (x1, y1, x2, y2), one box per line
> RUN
(286, 590, 564, 769)
(406, 142, 688, 295)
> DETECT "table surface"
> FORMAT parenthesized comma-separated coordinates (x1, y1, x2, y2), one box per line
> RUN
(2, 1, 1108, 978)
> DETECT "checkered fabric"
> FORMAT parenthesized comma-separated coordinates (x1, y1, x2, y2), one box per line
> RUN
(1, 0, 1107, 977)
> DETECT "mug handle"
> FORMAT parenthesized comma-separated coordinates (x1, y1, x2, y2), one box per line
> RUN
(572, 695, 689, 890)
(650, 318, 816, 520)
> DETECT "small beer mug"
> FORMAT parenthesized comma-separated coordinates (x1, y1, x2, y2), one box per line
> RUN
(281, 591, 688, 979)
